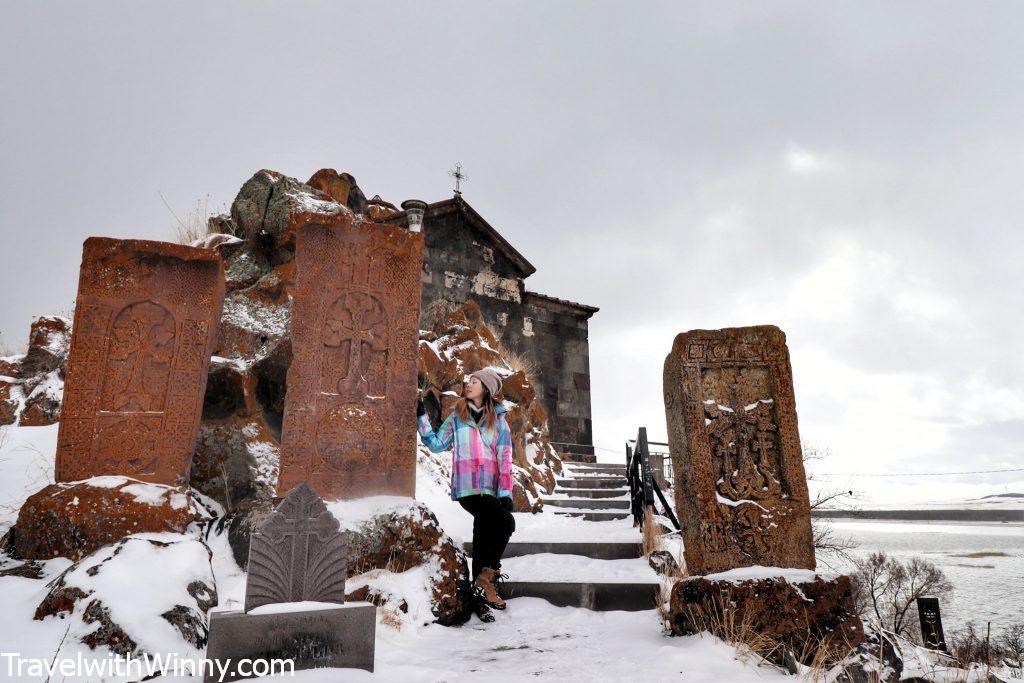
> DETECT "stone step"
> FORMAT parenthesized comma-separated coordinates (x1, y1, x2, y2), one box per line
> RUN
(558, 452, 597, 464)
(542, 498, 631, 510)
(564, 464, 627, 474)
(464, 541, 642, 560)
(553, 510, 631, 521)
(557, 477, 626, 489)
(553, 487, 629, 499)
(501, 581, 659, 612)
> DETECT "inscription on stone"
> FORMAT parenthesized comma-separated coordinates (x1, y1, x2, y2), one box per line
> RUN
(278, 215, 424, 498)
(55, 238, 225, 485)
(245, 482, 348, 612)
(663, 325, 815, 574)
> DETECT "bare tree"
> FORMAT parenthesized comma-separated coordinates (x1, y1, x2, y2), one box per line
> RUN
(803, 440, 859, 564)
(852, 551, 953, 639)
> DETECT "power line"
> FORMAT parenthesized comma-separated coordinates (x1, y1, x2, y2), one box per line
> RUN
(814, 467, 1024, 478)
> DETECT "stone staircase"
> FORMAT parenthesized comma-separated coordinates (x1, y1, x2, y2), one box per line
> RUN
(465, 462, 662, 613)
(547, 461, 631, 522)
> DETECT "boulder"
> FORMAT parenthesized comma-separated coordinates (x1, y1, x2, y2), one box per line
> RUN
(0, 315, 71, 426)
(7, 477, 210, 561)
(830, 629, 903, 683)
(340, 501, 472, 626)
(668, 569, 865, 666)
(191, 414, 279, 508)
(35, 535, 217, 656)
(649, 549, 681, 576)
(306, 168, 368, 213)
(230, 169, 352, 259)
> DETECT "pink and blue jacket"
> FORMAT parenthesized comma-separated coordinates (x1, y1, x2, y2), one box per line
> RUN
(418, 405, 514, 501)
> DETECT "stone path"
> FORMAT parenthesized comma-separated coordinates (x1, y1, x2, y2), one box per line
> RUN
(468, 462, 661, 612)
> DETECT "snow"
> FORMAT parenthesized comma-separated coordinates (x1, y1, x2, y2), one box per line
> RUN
(247, 601, 356, 615)
(703, 565, 822, 584)
(501, 553, 656, 583)
(244, 599, 790, 683)
(0, 423, 57, 533)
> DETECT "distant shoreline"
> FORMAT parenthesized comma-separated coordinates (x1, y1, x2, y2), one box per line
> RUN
(812, 509, 1024, 523)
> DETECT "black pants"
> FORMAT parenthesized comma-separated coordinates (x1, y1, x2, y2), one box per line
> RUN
(458, 494, 515, 579)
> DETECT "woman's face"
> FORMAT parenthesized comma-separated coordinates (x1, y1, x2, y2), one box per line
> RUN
(464, 376, 485, 402)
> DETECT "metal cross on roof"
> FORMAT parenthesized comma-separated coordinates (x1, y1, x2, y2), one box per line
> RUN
(449, 163, 468, 196)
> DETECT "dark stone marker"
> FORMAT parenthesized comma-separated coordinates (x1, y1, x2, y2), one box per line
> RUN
(55, 238, 225, 485)
(205, 483, 375, 680)
(245, 483, 348, 612)
(916, 597, 948, 652)
(278, 214, 424, 499)
(663, 325, 815, 574)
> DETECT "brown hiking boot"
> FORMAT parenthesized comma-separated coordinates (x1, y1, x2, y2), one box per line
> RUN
(474, 567, 507, 610)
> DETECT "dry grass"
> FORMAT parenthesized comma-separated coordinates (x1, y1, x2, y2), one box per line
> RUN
(379, 606, 404, 631)
(952, 551, 1009, 559)
(682, 591, 783, 664)
(642, 508, 659, 557)
(161, 193, 212, 245)
(504, 350, 538, 377)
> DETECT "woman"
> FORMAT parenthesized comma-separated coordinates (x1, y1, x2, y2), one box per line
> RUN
(417, 367, 515, 623)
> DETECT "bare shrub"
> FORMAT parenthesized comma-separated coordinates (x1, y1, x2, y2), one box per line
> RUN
(803, 440, 859, 565)
(852, 552, 953, 640)
(161, 193, 212, 245)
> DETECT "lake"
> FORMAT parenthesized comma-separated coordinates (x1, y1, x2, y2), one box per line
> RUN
(821, 519, 1024, 636)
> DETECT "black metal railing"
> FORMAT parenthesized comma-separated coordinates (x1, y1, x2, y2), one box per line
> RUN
(626, 427, 680, 530)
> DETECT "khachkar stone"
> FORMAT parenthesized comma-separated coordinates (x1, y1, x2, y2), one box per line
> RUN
(205, 483, 375, 681)
(245, 482, 348, 611)
(278, 213, 424, 498)
(55, 238, 225, 485)
(663, 325, 815, 574)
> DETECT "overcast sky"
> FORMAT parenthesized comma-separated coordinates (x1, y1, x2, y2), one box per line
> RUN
(2, 1, 1022, 504)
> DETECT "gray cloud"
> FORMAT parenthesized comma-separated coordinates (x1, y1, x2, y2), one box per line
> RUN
(2, 1, 1022, 501)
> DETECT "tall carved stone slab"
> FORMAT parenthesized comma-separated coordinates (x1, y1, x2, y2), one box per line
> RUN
(663, 325, 815, 574)
(55, 238, 225, 485)
(278, 215, 423, 498)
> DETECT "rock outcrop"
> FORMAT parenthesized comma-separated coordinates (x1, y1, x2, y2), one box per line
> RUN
(418, 300, 562, 511)
(668, 569, 865, 666)
(34, 535, 217, 656)
(0, 315, 70, 426)
(5, 477, 210, 561)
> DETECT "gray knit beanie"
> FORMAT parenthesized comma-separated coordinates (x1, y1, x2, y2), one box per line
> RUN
(470, 368, 502, 398)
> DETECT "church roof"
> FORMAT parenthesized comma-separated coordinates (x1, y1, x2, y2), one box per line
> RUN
(386, 195, 537, 278)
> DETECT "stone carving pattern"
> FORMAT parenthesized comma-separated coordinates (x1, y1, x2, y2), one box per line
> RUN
(245, 483, 348, 612)
(278, 219, 424, 498)
(54, 238, 224, 484)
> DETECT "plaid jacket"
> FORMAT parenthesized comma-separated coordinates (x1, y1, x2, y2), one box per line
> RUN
(418, 405, 514, 501)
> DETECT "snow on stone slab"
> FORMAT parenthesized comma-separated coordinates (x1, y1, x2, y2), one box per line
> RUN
(248, 600, 372, 615)
(501, 553, 656, 583)
(247, 598, 790, 683)
(702, 565, 822, 584)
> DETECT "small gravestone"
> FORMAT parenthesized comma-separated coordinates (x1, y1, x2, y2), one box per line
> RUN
(204, 483, 375, 681)
(663, 325, 815, 574)
(916, 597, 948, 652)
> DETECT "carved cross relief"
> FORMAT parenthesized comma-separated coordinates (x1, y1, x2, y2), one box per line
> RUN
(702, 366, 784, 502)
(322, 292, 388, 399)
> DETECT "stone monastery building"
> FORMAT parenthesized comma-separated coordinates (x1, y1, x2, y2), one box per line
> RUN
(390, 193, 597, 458)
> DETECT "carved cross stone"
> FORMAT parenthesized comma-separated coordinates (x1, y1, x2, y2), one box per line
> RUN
(244, 483, 349, 612)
